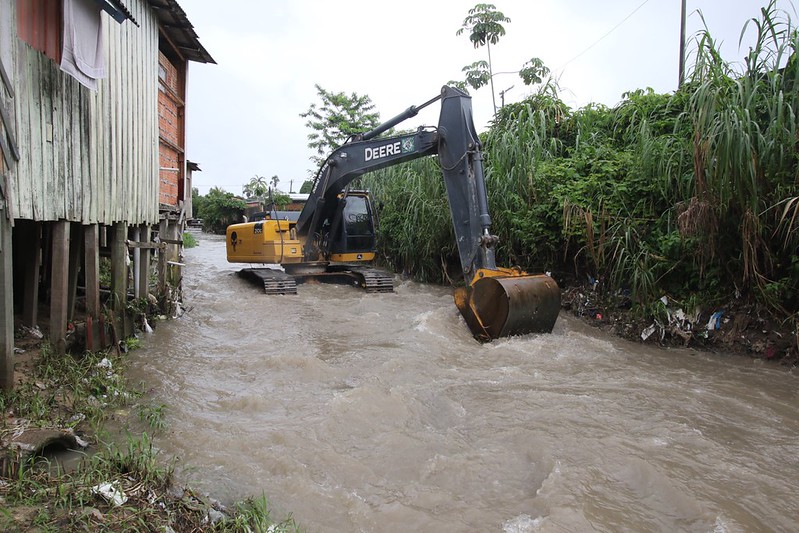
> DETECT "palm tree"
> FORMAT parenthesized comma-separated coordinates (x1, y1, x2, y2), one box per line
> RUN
(242, 175, 269, 210)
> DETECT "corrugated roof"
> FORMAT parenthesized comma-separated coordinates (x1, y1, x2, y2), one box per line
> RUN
(147, 0, 215, 64)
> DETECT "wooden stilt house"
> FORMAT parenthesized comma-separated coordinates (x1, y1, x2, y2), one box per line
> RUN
(0, 0, 214, 390)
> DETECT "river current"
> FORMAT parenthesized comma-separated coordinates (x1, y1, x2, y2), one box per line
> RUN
(126, 234, 798, 532)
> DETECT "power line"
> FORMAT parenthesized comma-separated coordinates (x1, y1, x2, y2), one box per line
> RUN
(560, 0, 653, 69)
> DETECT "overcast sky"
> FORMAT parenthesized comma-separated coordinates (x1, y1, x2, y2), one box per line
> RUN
(180, 0, 795, 196)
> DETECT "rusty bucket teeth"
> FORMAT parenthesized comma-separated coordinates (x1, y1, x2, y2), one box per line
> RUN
(455, 274, 560, 341)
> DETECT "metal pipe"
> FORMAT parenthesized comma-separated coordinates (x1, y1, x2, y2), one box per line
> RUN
(360, 93, 442, 141)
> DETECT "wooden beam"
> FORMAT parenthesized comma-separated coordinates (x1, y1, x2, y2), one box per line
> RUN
(131, 226, 141, 299)
(67, 222, 82, 322)
(83, 225, 100, 319)
(111, 222, 128, 340)
(167, 218, 181, 288)
(0, 101, 19, 162)
(0, 56, 14, 98)
(49, 221, 70, 355)
(158, 25, 187, 63)
(84, 224, 101, 350)
(0, 211, 13, 390)
(20, 221, 40, 328)
(126, 240, 163, 250)
(157, 218, 167, 299)
(137, 224, 151, 300)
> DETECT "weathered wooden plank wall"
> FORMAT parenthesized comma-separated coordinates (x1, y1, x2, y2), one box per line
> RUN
(12, 0, 160, 226)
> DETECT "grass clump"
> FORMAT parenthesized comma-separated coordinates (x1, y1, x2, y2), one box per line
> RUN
(0, 342, 300, 532)
(182, 231, 199, 249)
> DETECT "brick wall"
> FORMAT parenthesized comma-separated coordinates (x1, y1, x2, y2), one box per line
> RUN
(158, 51, 183, 208)
(159, 142, 179, 205)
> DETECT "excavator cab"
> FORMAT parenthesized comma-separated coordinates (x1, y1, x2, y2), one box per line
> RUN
(328, 191, 378, 263)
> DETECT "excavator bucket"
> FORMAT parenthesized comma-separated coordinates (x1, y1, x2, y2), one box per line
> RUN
(454, 270, 561, 342)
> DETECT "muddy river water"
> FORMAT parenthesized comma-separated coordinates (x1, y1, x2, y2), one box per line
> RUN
(127, 234, 798, 532)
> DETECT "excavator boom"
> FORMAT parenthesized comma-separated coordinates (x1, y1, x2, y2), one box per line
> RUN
(227, 86, 560, 340)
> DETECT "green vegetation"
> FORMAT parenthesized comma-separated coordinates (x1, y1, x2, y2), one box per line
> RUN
(0, 343, 299, 532)
(456, 4, 549, 107)
(363, 2, 799, 327)
(242, 175, 291, 210)
(300, 84, 381, 168)
(192, 186, 246, 234)
(182, 231, 198, 249)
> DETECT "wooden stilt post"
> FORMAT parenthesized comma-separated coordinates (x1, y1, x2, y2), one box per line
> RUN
(84, 224, 101, 349)
(158, 217, 167, 304)
(111, 221, 129, 342)
(138, 224, 150, 301)
(67, 222, 82, 322)
(50, 220, 70, 355)
(19, 221, 40, 328)
(131, 226, 143, 299)
(168, 218, 178, 287)
(0, 210, 14, 391)
(40, 224, 52, 299)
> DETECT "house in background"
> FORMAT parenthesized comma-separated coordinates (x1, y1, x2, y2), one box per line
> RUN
(0, 0, 214, 390)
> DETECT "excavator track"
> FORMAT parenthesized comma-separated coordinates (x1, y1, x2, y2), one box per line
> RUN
(238, 265, 393, 294)
(351, 267, 394, 293)
(238, 268, 298, 295)
(325, 264, 395, 293)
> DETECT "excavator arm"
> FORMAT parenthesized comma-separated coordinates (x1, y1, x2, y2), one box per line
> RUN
(227, 85, 560, 340)
(298, 86, 498, 277)
(295, 86, 560, 339)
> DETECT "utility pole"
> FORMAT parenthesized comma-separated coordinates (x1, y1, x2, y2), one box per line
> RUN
(678, 0, 687, 88)
(499, 85, 514, 109)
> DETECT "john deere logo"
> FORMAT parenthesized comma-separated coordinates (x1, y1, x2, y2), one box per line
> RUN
(401, 137, 415, 153)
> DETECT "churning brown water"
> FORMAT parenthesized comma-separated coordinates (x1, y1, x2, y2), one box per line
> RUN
(127, 234, 798, 532)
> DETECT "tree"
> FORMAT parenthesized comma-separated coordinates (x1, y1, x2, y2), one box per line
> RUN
(195, 187, 246, 234)
(461, 60, 491, 91)
(242, 175, 269, 200)
(268, 191, 292, 210)
(191, 187, 205, 219)
(299, 180, 314, 194)
(519, 57, 550, 86)
(456, 3, 511, 114)
(300, 84, 381, 168)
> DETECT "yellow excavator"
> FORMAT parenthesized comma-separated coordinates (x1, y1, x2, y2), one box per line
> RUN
(226, 86, 560, 341)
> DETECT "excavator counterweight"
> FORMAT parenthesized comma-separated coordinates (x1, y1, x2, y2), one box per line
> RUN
(226, 86, 560, 341)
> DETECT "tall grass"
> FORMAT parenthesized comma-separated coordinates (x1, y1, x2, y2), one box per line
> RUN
(680, 0, 799, 309)
(362, 157, 457, 283)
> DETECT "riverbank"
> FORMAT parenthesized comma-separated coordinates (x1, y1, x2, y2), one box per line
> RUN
(0, 328, 299, 532)
(561, 284, 799, 366)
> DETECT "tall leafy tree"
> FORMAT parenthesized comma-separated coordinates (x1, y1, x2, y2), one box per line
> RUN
(300, 84, 381, 169)
(457, 3, 511, 114)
